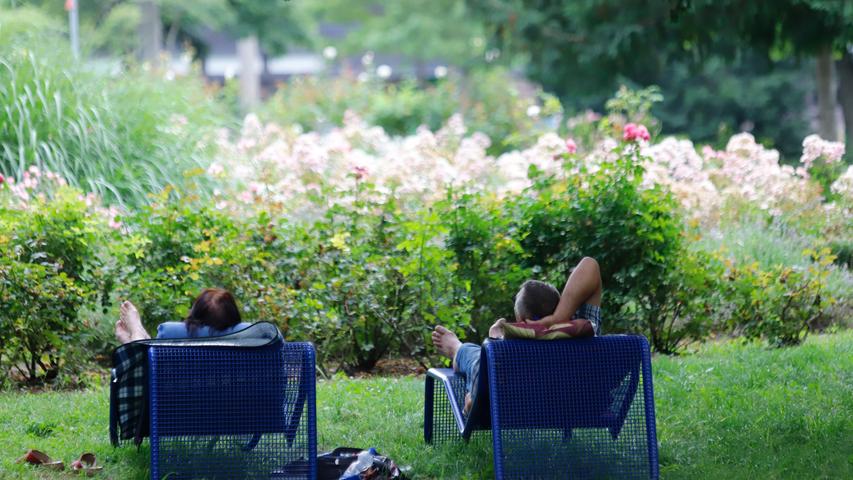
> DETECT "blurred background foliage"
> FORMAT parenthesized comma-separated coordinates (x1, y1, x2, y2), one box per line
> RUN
(7, 0, 853, 160)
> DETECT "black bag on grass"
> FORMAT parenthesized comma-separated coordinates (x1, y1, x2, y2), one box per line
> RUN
(317, 447, 361, 480)
(318, 447, 409, 480)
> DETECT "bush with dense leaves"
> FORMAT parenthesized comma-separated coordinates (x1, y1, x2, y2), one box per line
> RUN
(636, 247, 725, 354)
(116, 183, 472, 374)
(432, 139, 726, 352)
(718, 248, 836, 346)
(0, 182, 117, 385)
(287, 181, 471, 373)
(515, 143, 685, 336)
(439, 192, 530, 339)
(116, 188, 296, 337)
(0, 260, 89, 386)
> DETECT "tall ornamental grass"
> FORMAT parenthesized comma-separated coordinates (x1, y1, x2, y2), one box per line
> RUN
(0, 7, 227, 206)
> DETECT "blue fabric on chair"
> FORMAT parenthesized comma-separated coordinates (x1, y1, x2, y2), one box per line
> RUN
(424, 335, 658, 480)
(155, 321, 253, 339)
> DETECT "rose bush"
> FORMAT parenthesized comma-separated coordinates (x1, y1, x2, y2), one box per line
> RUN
(0, 169, 121, 385)
(2, 84, 852, 387)
(197, 110, 848, 351)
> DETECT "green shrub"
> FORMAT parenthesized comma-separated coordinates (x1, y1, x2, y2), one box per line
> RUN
(262, 75, 455, 134)
(829, 239, 853, 269)
(291, 183, 470, 373)
(719, 248, 836, 346)
(697, 218, 853, 322)
(0, 185, 115, 384)
(439, 192, 530, 338)
(118, 188, 294, 335)
(117, 184, 470, 374)
(515, 145, 685, 340)
(366, 80, 457, 135)
(0, 259, 89, 385)
(439, 147, 718, 353)
(393, 208, 472, 361)
(566, 85, 662, 152)
(603, 85, 663, 135)
(459, 68, 562, 154)
(824, 201, 853, 270)
(635, 247, 723, 354)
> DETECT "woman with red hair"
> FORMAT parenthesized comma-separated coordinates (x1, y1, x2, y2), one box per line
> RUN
(115, 288, 251, 343)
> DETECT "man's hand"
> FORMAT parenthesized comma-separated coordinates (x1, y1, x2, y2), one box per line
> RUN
(524, 314, 557, 327)
(488, 318, 507, 339)
(524, 317, 594, 337)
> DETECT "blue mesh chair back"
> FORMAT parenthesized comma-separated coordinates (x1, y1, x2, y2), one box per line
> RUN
(424, 335, 658, 479)
(148, 334, 316, 479)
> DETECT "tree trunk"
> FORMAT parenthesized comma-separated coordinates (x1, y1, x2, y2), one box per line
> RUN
(138, 0, 162, 66)
(816, 46, 838, 140)
(237, 35, 262, 113)
(836, 51, 853, 145)
(164, 12, 183, 54)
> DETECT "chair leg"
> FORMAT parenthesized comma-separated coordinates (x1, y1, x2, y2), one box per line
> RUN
(424, 375, 435, 444)
(241, 434, 261, 451)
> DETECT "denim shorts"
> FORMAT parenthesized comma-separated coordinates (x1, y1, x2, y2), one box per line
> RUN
(454, 342, 482, 405)
(454, 303, 603, 405)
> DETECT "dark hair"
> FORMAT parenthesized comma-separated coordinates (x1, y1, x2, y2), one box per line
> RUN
(185, 288, 242, 333)
(514, 280, 560, 321)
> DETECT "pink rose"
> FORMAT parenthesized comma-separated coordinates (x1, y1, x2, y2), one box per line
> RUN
(623, 123, 650, 142)
(0, 174, 4, 186)
(565, 138, 578, 154)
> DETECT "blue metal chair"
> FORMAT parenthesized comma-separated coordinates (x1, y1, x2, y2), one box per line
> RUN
(146, 328, 317, 479)
(424, 335, 659, 479)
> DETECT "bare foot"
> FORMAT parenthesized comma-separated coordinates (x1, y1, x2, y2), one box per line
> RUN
(118, 301, 149, 342)
(488, 318, 506, 339)
(115, 319, 132, 344)
(431, 325, 462, 369)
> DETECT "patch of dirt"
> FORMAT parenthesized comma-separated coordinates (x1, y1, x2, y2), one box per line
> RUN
(346, 357, 428, 378)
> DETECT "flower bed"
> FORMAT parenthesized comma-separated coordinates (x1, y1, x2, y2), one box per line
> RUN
(1, 107, 851, 384)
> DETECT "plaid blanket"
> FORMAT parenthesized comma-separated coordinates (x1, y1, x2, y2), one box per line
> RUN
(109, 322, 282, 446)
(109, 341, 150, 446)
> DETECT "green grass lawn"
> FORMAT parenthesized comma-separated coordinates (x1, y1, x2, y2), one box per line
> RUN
(1, 331, 851, 479)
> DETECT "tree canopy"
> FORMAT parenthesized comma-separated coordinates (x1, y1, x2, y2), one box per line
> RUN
(18, 0, 308, 56)
(467, 0, 852, 155)
(294, 0, 488, 67)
